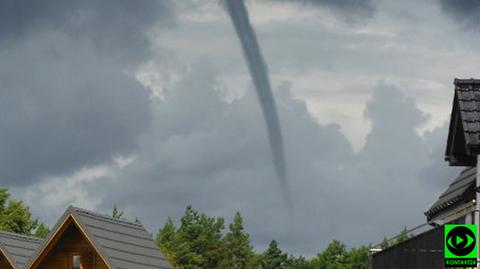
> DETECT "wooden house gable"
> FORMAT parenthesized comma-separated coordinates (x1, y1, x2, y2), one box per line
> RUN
(28, 206, 172, 269)
(29, 215, 109, 269)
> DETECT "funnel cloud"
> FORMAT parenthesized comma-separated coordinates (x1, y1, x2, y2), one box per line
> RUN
(225, 0, 291, 207)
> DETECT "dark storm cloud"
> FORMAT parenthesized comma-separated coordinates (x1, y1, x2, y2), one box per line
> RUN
(272, 0, 376, 22)
(362, 82, 429, 162)
(348, 83, 438, 240)
(54, 63, 448, 254)
(0, 0, 174, 62)
(0, 35, 152, 185)
(80, 60, 352, 250)
(439, 0, 480, 31)
(0, 1, 175, 185)
(420, 123, 462, 191)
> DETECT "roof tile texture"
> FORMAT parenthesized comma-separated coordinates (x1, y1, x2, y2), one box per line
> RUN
(0, 231, 42, 269)
(455, 79, 480, 145)
(70, 207, 172, 269)
(425, 167, 475, 219)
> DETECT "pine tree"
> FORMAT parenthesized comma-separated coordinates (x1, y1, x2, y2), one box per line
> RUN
(34, 223, 50, 238)
(311, 240, 348, 269)
(156, 217, 176, 249)
(379, 237, 390, 249)
(111, 204, 124, 219)
(220, 212, 255, 269)
(260, 240, 288, 269)
(286, 255, 313, 269)
(168, 205, 225, 269)
(0, 187, 8, 212)
(156, 219, 180, 269)
(394, 226, 410, 245)
(345, 246, 370, 269)
(0, 187, 47, 236)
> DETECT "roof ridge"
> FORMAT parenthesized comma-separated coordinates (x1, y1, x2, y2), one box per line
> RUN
(70, 206, 144, 228)
(455, 78, 480, 85)
(0, 230, 43, 243)
(461, 167, 475, 173)
(439, 178, 474, 198)
(452, 166, 475, 179)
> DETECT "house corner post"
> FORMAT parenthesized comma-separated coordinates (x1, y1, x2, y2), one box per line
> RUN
(476, 155, 480, 269)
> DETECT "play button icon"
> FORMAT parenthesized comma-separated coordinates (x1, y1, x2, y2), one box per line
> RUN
(455, 236, 464, 245)
(446, 226, 476, 256)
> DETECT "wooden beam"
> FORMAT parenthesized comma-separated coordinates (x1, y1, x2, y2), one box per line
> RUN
(0, 247, 16, 269)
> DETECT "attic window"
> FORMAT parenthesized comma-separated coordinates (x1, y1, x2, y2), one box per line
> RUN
(72, 255, 81, 269)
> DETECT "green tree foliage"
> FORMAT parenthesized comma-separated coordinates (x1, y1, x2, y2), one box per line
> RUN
(346, 246, 370, 269)
(34, 223, 51, 238)
(310, 240, 370, 269)
(379, 237, 390, 249)
(394, 226, 410, 245)
(0, 187, 49, 237)
(156, 217, 176, 249)
(220, 212, 255, 269)
(378, 226, 411, 250)
(286, 255, 313, 269)
(156, 206, 373, 269)
(260, 240, 288, 269)
(158, 205, 225, 269)
(311, 240, 348, 269)
(156, 218, 181, 268)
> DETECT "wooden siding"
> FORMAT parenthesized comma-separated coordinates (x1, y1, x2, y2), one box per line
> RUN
(35, 223, 108, 269)
(0, 253, 14, 269)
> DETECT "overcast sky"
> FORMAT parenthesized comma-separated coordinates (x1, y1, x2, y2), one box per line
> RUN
(2, 0, 480, 256)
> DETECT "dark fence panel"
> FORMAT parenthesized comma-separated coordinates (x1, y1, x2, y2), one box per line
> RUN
(372, 226, 444, 269)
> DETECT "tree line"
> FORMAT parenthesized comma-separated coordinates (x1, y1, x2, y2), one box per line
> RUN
(0, 187, 371, 269)
(154, 205, 371, 269)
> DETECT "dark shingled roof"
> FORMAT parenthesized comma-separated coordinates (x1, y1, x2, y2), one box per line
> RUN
(445, 79, 480, 166)
(30, 206, 172, 269)
(0, 231, 43, 269)
(425, 167, 476, 220)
